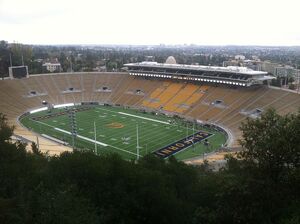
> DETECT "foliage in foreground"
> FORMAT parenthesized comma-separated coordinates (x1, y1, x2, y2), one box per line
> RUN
(0, 109, 299, 224)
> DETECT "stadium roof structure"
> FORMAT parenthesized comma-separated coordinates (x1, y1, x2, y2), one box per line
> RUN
(124, 61, 275, 87)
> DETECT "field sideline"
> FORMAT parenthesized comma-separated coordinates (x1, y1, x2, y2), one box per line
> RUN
(20, 106, 227, 160)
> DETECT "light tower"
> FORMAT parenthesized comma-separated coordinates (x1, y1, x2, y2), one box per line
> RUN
(136, 123, 140, 161)
(66, 108, 77, 150)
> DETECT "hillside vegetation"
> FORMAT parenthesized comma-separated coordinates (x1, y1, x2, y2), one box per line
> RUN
(0, 109, 299, 224)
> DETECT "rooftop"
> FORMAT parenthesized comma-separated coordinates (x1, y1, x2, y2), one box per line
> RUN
(125, 61, 268, 76)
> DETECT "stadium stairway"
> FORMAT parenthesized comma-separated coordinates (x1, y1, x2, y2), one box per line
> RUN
(142, 81, 171, 108)
(163, 83, 198, 113)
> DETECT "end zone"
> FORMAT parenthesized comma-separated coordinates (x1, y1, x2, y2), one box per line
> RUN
(153, 130, 213, 158)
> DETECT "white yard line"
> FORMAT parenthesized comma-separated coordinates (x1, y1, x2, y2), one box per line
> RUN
(118, 112, 170, 124)
(34, 120, 108, 147)
(55, 128, 108, 147)
(33, 119, 138, 156)
(108, 145, 139, 156)
(34, 120, 57, 129)
(41, 134, 68, 145)
(32, 108, 214, 157)
(95, 107, 199, 131)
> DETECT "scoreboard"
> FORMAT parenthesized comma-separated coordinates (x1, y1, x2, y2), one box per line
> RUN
(9, 66, 29, 79)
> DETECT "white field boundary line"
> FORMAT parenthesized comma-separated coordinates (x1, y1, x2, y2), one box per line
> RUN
(118, 112, 170, 124)
(34, 120, 56, 129)
(34, 120, 107, 146)
(33, 110, 216, 156)
(55, 128, 139, 156)
(41, 134, 68, 145)
(95, 107, 202, 132)
(33, 120, 138, 156)
(108, 144, 139, 157)
(55, 128, 108, 147)
(95, 107, 170, 125)
(91, 109, 216, 154)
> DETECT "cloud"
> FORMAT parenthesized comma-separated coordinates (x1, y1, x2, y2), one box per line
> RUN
(0, 0, 300, 45)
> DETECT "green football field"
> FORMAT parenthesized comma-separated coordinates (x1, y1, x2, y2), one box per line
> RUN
(20, 106, 227, 160)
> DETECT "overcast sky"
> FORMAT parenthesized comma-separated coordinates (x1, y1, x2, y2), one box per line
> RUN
(1, 0, 299, 46)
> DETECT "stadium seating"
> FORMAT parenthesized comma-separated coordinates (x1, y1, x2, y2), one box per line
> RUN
(145, 82, 183, 109)
(163, 83, 199, 112)
(142, 81, 170, 107)
(0, 72, 299, 154)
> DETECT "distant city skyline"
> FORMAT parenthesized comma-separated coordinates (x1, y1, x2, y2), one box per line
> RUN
(1, 0, 300, 46)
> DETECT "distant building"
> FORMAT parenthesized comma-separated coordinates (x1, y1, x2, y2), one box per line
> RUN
(223, 59, 261, 71)
(34, 58, 43, 63)
(261, 61, 280, 75)
(165, 56, 177, 64)
(275, 66, 297, 78)
(223, 60, 241, 67)
(145, 56, 155, 62)
(125, 57, 274, 87)
(42, 58, 61, 72)
(234, 55, 246, 60)
(92, 66, 107, 72)
(261, 61, 299, 79)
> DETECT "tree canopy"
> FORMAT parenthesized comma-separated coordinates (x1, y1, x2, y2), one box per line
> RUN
(239, 108, 300, 181)
(0, 109, 299, 224)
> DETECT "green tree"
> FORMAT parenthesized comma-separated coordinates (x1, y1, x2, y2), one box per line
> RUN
(0, 41, 11, 77)
(239, 108, 300, 181)
(213, 109, 300, 223)
(59, 52, 68, 72)
(0, 113, 14, 143)
(0, 109, 299, 224)
(31, 142, 40, 155)
(10, 43, 32, 66)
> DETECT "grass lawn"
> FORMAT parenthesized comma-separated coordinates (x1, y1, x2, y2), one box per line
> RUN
(20, 106, 227, 160)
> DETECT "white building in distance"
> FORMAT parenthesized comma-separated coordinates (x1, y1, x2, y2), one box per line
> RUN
(42, 59, 62, 72)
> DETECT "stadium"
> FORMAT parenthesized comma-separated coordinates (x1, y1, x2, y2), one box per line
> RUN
(1, 57, 299, 163)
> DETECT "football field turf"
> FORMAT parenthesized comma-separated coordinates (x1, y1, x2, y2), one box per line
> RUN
(20, 106, 227, 160)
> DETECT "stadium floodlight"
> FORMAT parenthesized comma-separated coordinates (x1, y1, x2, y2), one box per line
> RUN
(65, 108, 77, 151)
